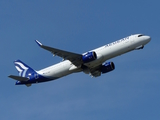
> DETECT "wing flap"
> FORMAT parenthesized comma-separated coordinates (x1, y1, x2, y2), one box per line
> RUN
(8, 75, 29, 81)
(35, 40, 83, 66)
(90, 65, 102, 77)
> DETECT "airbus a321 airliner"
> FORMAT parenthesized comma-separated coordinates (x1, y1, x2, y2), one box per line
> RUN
(8, 34, 151, 87)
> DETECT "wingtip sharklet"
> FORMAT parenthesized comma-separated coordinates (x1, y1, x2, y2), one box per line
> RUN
(35, 40, 42, 46)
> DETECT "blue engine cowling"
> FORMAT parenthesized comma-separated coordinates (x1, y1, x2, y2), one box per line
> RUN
(82, 51, 97, 63)
(101, 62, 115, 74)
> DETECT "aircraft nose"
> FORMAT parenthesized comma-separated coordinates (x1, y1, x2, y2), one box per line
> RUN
(145, 36, 151, 43)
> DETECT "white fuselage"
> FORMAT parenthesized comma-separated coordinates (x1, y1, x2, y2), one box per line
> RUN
(37, 34, 151, 79)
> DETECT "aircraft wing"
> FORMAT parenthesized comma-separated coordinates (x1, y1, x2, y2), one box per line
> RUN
(35, 40, 83, 66)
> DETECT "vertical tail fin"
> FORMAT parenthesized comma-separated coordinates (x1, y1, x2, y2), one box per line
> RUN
(9, 59, 52, 86)
(14, 60, 36, 78)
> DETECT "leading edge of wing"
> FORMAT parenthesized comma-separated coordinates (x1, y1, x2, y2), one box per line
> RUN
(35, 40, 82, 66)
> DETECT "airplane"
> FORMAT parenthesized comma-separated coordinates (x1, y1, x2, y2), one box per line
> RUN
(8, 34, 151, 87)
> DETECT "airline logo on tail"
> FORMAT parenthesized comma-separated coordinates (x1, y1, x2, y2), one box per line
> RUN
(14, 60, 37, 79)
(14, 61, 29, 77)
(8, 60, 52, 87)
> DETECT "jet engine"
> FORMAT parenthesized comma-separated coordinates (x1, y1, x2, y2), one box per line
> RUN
(82, 51, 97, 63)
(101, 62, 115, 74)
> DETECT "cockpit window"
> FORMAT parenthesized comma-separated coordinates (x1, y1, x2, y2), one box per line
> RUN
(138, 34, 143, 37)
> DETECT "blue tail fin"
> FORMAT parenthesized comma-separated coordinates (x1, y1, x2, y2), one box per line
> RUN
(14, 60, 37, 78)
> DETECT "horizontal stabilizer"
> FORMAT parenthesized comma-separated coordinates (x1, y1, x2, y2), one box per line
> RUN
(8, 75, 29, 81)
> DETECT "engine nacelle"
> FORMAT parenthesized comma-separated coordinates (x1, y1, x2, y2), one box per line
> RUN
(82, 51, 97, 63)
(101, 62, 115, 74)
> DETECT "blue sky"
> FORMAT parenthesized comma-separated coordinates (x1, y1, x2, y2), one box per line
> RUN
(1, 0, 160, 119)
